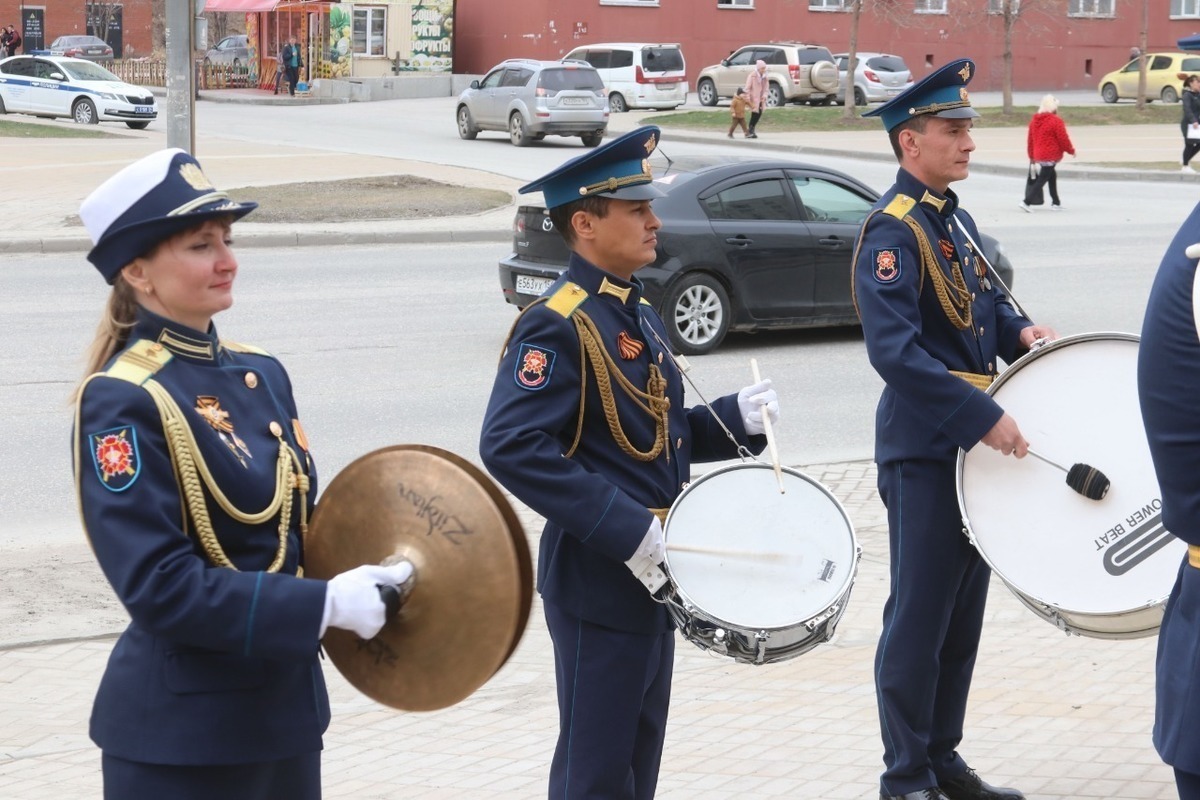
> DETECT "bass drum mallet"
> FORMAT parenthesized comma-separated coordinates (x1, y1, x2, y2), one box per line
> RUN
(1026, 448, 1110, 500)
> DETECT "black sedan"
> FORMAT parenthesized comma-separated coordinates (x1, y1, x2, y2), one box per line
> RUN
(499, 156, 1015, 355)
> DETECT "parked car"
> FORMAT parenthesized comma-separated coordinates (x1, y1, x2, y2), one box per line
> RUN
(457, 58, 608, 147)
(1098, 51, 1200, 103)
(696, 43, 839, 108)
(0, 54, 157, 128)
(204, 34, 249, 68)
(48, 35, 113, 62)
(499, 156, 1015, 355)
(561, 42, 687, 113)
(834, 52, 913, 106)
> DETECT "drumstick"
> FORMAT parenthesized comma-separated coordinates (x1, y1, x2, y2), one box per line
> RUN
(750, 358, 785, 494)
(1027, 448, 1110, 500)
(667, 542, 791, 561)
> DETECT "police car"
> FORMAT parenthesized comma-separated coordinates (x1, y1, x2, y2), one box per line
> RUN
(0, 54, 157, 129)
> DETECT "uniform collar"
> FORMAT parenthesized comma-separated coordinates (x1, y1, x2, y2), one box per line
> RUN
(129, 307, 222, 363)
(567, 253, 644, 308)
(895, 168, 960, 217)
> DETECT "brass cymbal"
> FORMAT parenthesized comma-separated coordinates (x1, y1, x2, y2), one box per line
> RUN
(306, 445, 532, 711)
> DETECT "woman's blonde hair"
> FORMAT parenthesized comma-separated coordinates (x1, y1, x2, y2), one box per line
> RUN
(71, 275, 139, 404)
(1037, 94, 1059, 114)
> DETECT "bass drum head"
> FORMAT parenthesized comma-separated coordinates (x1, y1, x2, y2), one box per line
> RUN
(957, 333, 1184, 637)
(664, 463, 857, 631)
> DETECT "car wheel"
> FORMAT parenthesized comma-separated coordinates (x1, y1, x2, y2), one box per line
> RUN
(609, 93, 627, 113)
(581, 131, 604, 147)
(456, 105, 478, 140)
(810, 60, 840, 93)
(509, 112, 530, 147)
(766, 83, 784, 108)
(1163, 85, 1180, 104)
(1101, 83, 1119, 104)
(126, 121, 150, 130)
(697, 78, 717, 107)
(73, 98, 98, 125)
(854, 87, 867, 106)
(0, 95, 6, 114)
(663, 273, 731, 356)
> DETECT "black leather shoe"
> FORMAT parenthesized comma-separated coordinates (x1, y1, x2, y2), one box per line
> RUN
(939, 769, 1025, 800)
(881, 789, 950, 800)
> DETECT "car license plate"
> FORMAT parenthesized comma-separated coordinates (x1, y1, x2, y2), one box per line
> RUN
(887, 88, 902, 96)
(516, 275, 555, 295)
(135, 105, 153, 114)
(658, 83, 677, 90)
(562, 97, 588, 105)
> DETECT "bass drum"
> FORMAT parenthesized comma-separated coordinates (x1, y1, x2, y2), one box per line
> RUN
(663, 462, 860, 665)
(956, 332, 1184, 639)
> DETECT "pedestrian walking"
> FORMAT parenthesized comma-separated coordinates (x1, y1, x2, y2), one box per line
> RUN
(73, 148, 411, 799)
(745, 59, 768, 138)
(728, 87, 750, 138)
(1181, 75, 1200, 172)
(854, 59, 1057, 800)
(1020, 94, 1075, 212)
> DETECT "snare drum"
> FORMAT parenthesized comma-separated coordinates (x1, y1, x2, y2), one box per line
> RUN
(663, 462, 860, 665)
(956, 332, 1185, 639)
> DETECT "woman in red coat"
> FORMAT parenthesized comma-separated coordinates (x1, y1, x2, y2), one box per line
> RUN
(1020, 94, 1076, 212)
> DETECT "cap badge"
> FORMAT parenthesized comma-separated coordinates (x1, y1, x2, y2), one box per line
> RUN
(643, 134, 657, 154)
(960, 88, 970, 103)
(958, 63, 971, 82)
(179, 162, 216, 191)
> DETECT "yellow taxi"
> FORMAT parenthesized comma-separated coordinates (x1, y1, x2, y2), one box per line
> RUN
(1099, 52, 1200, 103)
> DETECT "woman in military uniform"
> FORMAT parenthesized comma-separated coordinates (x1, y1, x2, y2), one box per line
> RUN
(72, 148, 410, 799)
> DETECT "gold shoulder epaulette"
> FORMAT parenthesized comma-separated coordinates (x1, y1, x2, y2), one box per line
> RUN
(545, 282, 589, 318)
(883, 194, 917, 220)
(221, 340, 271, 356)
(103, 339, 173, 386)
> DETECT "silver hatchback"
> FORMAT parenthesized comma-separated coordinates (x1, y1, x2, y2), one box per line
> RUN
(834, 52, 913, 105)
(456, 59, 609, 147)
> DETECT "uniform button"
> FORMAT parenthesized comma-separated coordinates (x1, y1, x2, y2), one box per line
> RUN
(978, 326, 985, 335)
(150, 343, 163, 352)
(988, 362, 994, 372)
(657, 352, 664, 364)
(676, 437, 683, 448)
(970, 292, 976, 301)
(269, 421, 283, 437)
(244, 372, 258, 389)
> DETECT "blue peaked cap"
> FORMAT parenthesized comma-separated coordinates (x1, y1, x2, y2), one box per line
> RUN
(863, 58, 981, 132)
(519, 126, 666, 209)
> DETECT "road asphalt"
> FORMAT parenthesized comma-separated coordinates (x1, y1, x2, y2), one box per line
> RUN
(0, 90, 1189, 799)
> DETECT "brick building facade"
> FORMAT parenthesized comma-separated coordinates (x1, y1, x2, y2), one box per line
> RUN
(2, 1, 154, 59)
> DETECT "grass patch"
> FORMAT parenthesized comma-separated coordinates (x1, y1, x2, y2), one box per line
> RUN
(644, 103, 1181, 132)
(0, 118, 128, 138)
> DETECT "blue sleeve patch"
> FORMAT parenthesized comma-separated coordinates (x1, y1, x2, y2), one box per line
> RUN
(514, 342, 557, 391)
(873, 248, 902, 284)
(89, 426, 142, 492)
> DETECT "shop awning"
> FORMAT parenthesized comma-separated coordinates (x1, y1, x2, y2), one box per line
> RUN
(202, 0, 280, 12)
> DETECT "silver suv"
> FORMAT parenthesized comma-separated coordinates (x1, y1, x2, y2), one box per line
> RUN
(456, 59, 609, 148)
(697, 43, 839, 107)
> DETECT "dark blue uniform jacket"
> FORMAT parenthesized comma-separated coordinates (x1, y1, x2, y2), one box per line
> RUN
(853, 168, 1031, 463)
(73, 309, 330, 765)
(480, 255, 762, 634)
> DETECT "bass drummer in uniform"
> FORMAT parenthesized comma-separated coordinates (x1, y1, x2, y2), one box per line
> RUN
(479, 126, 778, 799)
(852, 59, 1056, 800)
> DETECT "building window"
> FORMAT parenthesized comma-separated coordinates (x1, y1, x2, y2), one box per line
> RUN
(717, 0, 753, 6)
(353, 6, 386, 56)
(915, 0, 948, 13)
(987, 0, 1021, 12)
(599, 0, 660, 6)
(1068, 0, 1114, 16)
(1172, 0, 1200, 18)
(808, 0, 846, 9)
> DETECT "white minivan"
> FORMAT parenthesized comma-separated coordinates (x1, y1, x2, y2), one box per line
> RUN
(562, 42, 687, 112)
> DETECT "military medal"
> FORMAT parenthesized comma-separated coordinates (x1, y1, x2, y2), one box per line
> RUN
(617, 331, 644, 360)
(194, 395, 253, 466)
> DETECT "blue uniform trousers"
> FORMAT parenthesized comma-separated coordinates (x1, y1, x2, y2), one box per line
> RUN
(544, 600, 674, 799)
(875, 459, 990, 795)
(102, 751, 320, 800)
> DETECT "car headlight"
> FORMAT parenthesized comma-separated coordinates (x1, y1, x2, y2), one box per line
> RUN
(96, 92, 120, 100)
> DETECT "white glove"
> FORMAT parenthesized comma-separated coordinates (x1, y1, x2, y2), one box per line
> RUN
(320, 561, 414, 639)
(624, 517, 668, 594)
(737, 378, 780, 437)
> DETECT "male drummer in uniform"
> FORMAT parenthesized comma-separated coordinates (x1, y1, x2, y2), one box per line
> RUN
(852, 59, 1057, 800)
(479, 126, 779, 799)
(1138, 204, 1200, 800)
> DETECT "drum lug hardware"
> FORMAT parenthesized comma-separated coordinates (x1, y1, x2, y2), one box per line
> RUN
(754, 631, 769, 665)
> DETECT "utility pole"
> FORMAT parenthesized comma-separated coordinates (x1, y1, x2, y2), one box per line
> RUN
(165, 0, 205, 153)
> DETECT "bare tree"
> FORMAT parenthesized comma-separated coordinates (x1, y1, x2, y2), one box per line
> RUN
(1135, 0, 1149, 111)
(86, 2, 120, 48)
(954, 0, 1055, 115)
(839, 0, 937, 120)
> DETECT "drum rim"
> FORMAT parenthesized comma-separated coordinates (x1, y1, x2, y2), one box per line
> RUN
(953, 331, 1171, 621)
(664, 461, 860, 632)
